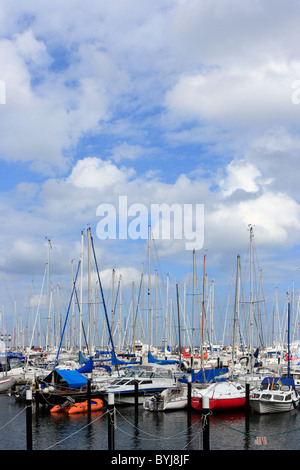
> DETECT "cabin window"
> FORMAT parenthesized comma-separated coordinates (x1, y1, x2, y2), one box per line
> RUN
(274, 395, 284, 401)
(261, 394, 272, 400)
(285, 394, 292, 401)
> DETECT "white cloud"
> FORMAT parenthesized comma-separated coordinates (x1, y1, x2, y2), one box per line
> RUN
(165, 61, 300, 130)
(218, 160, 267, 197)
(67, 157, 135, 190)
(111, 143, 144, 162)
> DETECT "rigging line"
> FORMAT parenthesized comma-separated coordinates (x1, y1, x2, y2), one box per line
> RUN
(90, 234, 118, 367)
(211, 412, 300, 440)
(53, 260, 81, 369)
(181, 430, 202, 450)
(44, 409, 109, 450)
(0, 405, 27, 430)
(115, 407, 202, 439)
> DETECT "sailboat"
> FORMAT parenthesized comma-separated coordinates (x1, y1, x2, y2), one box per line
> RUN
(0, 377, 16, 393)
(191, 380, 246, 411)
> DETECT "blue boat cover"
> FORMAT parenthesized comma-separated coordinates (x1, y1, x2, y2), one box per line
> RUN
(78, 351, 89, 364)
(43, 369, 88, 389)
(261, 377, 296, 388)
(147, 351, 181, 365)
(77, 357, 94, 373)
(111, 350, 142, 366)
(55, 370, 87, 388)
(192, 367, 229, 383)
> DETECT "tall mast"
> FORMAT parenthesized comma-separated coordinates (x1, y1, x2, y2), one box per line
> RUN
(192, 248, 196, 369)
(201, 253, 206, 369)
(232, 254, 240, 369)
(111, 268, 115, 340)
(176, 283, 182, 362)
(87, 227, 92, 355)
(79, 231, 84, 350)
(148, 225, 151, 352)
(132, 281, 135, 355)
(249, 224, 254, 374)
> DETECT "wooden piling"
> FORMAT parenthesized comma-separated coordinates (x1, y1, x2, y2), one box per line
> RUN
(108, 393, 115, 450)
(202, 396, 210, 451)
(26, 389, 33, 451)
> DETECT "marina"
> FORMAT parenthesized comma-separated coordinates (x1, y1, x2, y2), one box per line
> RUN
(1, 337, 300, 452)
(1, 387, 300, 451)
(1, 225, 300, 453)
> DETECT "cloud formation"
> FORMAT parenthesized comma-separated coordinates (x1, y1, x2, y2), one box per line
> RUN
(0, 1, 300, 334)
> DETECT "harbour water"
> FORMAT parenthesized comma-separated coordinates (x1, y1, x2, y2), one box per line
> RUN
(1, 393, 300, 453)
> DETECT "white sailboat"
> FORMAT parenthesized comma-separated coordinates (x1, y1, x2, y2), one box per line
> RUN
(0, 377, 16, 393)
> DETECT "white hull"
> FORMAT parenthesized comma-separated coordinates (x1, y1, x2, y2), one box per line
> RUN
(0, 378, 16, 393)
(144, 386, 188, 411)
(249, 376, 300, 414)
(250, 398, 299, 414)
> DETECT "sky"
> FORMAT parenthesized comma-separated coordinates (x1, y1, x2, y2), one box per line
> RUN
(1, 0, 300, 348)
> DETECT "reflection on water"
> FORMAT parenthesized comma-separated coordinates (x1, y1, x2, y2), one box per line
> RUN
(1, 394, 300, 450)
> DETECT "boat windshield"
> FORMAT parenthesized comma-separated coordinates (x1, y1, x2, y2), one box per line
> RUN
(274, 395, 284, 401)
(261, 394, 272, 400)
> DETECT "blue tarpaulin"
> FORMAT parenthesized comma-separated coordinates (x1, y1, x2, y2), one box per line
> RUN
(77, 357, 94, 373)
(148, 350, 181, 365)
(192, 367, 229, 383)
(43, 369, 88, 389)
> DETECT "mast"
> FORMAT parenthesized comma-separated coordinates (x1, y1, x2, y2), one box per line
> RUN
(176, 283, 182, 362)
(249, 224, 254, 374)
(287, 293, 291, 378)
(192, 248, 196, 369)
(132, 281, 135, 355)
(111, 268, 115, 342)
(148, 225, 151, 352)
(87, 227, 92, 355)
(79, 231, 84, 351)
(46, 238, 52, 352)
(232, 254, 240, 370)
(201, 253, 206, 369)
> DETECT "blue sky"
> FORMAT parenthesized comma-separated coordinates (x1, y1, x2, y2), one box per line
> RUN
(1, 0, 300, 347)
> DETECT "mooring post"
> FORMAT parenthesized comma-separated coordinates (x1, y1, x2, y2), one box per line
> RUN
(202, 396, 210, 451)
(187, 371, 192, 426)
(26, 389, 33, 451)
(134, 379, 139, 423)
(244, 382, 250, 449)
(108, 393, 115, 450)
(87, 373, 92, 417)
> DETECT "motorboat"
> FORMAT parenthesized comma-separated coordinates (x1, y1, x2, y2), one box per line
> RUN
(96, 364, 177, 405)
(0, 353, 47, 385)
(249, 376, 300, 414)
(144, 383, 188, 411)
(191, 380, 246, 411)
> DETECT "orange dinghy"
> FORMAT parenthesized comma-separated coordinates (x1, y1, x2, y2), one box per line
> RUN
(51, 398, 103, 414)
(68, 399, 103, 414)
